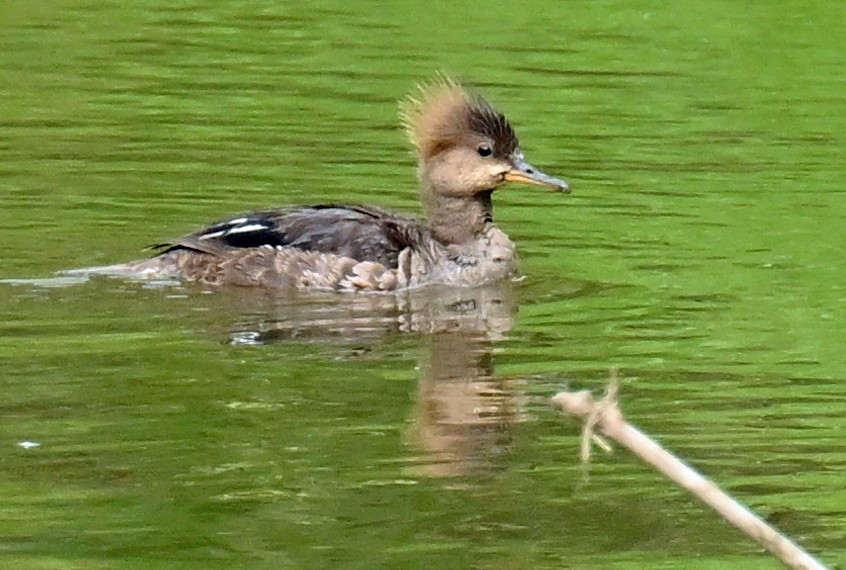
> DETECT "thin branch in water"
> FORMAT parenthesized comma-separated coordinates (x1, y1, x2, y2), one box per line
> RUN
(551, 373, 828, 570)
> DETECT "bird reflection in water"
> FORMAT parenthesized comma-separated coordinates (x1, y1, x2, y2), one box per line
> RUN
(407, 328, 525, 478)
(223, 281, 523, 477)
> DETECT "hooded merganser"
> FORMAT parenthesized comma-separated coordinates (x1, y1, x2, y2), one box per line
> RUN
(83, 78, 570, 290)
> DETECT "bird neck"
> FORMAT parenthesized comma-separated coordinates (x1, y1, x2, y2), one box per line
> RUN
(420, 181, 494, 245)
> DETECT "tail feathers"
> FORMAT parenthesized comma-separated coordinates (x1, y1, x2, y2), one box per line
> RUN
(62, 258, 180, 280)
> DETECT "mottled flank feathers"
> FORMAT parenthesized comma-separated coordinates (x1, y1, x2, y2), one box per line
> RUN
(143, 246, 401, 290)
(400, 77, 518, 160)
(78, 222, 518, 291)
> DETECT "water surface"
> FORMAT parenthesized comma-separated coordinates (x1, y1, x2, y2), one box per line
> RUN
(2, 1, 845, 568)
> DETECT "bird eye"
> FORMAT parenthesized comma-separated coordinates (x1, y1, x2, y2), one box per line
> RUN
(477, 144, 492, 157)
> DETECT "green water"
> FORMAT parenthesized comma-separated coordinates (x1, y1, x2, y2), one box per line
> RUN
(2, 1, 845, 568)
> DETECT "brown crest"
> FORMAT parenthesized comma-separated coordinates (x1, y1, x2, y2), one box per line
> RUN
(400, 77, 519, 160)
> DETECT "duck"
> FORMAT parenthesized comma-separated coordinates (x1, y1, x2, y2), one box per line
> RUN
(83, 78, 570, 291)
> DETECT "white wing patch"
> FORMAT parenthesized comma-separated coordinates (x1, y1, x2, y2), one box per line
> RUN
(198, 217, 273, 240)
(198, 230, 227, 240)
(225, 223, 270, 235)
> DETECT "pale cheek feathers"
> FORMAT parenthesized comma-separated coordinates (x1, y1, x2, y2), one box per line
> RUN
(425, 151, 508, 194)
(487, 164, 508, 181)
